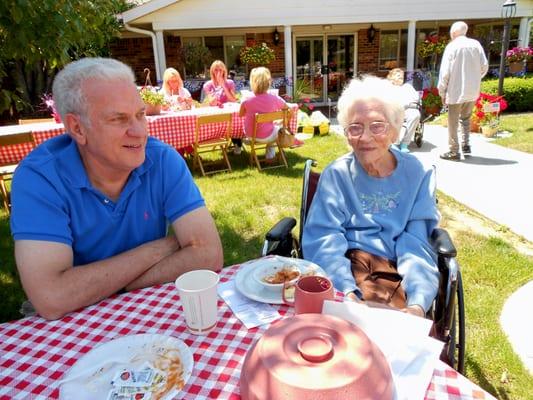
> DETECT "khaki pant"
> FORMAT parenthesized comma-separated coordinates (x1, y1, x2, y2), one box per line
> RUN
(447, 101, 475, 153)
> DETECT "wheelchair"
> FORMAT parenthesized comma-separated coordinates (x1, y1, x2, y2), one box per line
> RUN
(262, 159, 466, 373)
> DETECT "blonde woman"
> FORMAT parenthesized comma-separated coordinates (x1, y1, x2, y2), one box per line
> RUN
(239, 67, 288, 160)
(202, 60, 237, 106)
(203, 60, 240, 151)
(159, 68, 192, 110)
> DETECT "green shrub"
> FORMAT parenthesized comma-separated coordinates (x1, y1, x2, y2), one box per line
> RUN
(481, 75, 533, 112)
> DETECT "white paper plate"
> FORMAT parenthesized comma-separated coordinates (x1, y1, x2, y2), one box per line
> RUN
(59, 333, 193, 400)
(235, 256, 326, 304)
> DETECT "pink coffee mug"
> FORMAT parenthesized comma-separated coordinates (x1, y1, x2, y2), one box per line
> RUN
(283, 275, 335, 314)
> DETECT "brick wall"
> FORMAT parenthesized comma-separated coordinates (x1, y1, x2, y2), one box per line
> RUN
(109, 37, 156, 85)
(357, 29, 382, 76)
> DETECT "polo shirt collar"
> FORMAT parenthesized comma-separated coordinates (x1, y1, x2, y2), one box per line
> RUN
(57, 137, 153, 190)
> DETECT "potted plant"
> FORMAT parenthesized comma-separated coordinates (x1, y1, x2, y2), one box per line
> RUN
(506, 46, 533, 74)
(471, 92, 508, 137)
(421, 87, 443, 116)
(139, 87, 166, 115)
(239, 42, 276, 66)
(416, 33, 448, 70)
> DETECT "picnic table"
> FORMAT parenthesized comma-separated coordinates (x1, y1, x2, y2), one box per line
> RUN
(0, 263, 495, 400)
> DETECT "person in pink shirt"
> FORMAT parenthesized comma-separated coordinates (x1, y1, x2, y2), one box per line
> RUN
(239, 67, 289, 160)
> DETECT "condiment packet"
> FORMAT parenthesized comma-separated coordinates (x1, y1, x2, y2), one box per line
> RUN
(111, 362, 158, 387)
(106, 389, 152, 399)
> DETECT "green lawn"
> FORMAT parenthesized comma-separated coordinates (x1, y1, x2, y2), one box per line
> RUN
(1, 132, 532, 399)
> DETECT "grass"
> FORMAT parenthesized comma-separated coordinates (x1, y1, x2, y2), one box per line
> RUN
(1, 132, 532, 399)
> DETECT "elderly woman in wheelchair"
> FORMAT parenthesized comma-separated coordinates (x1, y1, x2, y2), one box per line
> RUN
(302, 76, 438, 318)
(386, 68, 422, 153)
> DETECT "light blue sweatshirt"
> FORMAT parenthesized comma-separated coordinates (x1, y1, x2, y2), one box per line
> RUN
(302, 150, 440, 312)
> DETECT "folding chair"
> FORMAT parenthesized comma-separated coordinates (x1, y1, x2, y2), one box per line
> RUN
(193, 113, 233, 176)
(262, 159, 466, 373)
(18, 118, 55, 125)
(248, 108, 289, 171)
(0, 132, 36, 214)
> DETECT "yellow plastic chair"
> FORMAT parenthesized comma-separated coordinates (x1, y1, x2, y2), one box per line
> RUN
(0, 132, 36, 214)
(193, 113, 233, 176)
(249, 107, 289, 171)
(18, 118, 55, 125)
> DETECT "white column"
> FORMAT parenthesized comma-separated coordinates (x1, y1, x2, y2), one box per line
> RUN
(406, 21, 417, 72)
(155, 30, 167, 83)
(518, 17, 531, 47)
(284, 25, 293, 97)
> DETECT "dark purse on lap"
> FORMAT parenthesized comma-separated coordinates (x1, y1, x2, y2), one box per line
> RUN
(346, 249, 407, 309)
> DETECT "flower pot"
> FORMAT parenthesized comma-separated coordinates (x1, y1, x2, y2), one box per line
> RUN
(145, 104, 161, 116)
(424, 105, 441, 116)
(470, 120, 480, 133)
(508, 61, 524, 74)
(481, 125, 498, 138)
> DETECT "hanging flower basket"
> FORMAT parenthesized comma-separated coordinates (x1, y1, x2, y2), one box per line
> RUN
(240, 43, 276, 66)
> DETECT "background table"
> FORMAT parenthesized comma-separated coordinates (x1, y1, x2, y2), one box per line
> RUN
(0, 263, 495, 400)
(0, 103, 299, 166)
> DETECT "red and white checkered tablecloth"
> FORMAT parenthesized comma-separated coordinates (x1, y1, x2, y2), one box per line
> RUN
(0, 264, 495, 400)
(0, 103, 299, 165)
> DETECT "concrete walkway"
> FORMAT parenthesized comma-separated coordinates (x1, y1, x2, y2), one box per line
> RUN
(411, 124, 533, 243)
(410, 124, 533, 375)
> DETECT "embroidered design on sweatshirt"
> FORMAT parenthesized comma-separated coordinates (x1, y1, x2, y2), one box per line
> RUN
(360, 191, 400, 214)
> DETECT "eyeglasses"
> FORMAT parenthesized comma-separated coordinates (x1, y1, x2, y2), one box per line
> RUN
(344, 121, 390, 137)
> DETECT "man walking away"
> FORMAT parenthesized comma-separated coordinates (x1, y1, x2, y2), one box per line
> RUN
(438, 21, 488, 161)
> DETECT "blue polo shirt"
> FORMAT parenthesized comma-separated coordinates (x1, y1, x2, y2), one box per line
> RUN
(10, 135, 205, 266)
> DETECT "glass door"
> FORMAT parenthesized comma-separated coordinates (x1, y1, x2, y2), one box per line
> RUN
(295, 37, 324, 103)
(294, 35, 354, 104)
(326, 35, 354, 102)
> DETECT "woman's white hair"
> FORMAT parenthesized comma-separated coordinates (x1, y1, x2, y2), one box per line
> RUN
(52, 57, 136, 122)
(336, 75, 405, 138)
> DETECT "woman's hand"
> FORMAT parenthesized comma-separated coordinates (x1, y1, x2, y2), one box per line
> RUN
(402, 304, 425, 318)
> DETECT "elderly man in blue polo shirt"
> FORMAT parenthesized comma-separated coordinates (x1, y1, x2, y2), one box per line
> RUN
(10, 58, 223, 320)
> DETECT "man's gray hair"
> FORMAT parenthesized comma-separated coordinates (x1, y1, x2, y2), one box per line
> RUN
(52, 57, 136, 122)
(337, 75, 405, 140)
(450, 21, 468, 37)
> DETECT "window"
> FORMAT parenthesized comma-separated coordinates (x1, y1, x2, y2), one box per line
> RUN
(473, 24, 520, 69)
(181, 35, 246, 78)
(379, 30, 407, 70)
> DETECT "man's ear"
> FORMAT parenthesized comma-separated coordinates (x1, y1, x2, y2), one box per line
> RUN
(64, 113, 87, 145)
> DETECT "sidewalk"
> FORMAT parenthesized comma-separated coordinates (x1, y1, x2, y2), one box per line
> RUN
(411, 124, 533, 243)
(410, 124, 533, 375)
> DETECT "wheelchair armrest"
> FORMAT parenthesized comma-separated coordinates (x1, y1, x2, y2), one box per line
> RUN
(265, 217, 297, 241)
(431, 228, 457, 258)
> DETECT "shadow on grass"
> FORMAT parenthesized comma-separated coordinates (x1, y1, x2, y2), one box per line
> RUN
(0, 214, 25, 323)
(186, 147, 310, 179)
(467, 356, 511, 400)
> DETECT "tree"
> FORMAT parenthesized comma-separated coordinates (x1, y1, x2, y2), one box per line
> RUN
(0, 0, 130, 120)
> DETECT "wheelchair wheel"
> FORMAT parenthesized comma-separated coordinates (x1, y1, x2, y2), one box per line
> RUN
(414, 122, 424, 148)
(446, 271, 466, 374)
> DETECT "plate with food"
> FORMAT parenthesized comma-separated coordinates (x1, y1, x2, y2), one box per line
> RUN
(235, 255, 326, 304)
(59, 333, 193, 400)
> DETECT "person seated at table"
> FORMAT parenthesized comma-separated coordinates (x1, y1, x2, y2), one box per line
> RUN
(10, 57, 223, 320)
(302, 76, 439, 318)
(239, 67, 290, 161)
(386, 68, 421, 153)
(202, 60, 242, 154)
(159, 67, 192, 110)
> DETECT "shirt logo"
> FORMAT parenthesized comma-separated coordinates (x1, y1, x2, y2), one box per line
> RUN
(360, 191, 400, 214)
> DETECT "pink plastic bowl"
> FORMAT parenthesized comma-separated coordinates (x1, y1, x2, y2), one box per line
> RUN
(240, 313, 394, 400)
